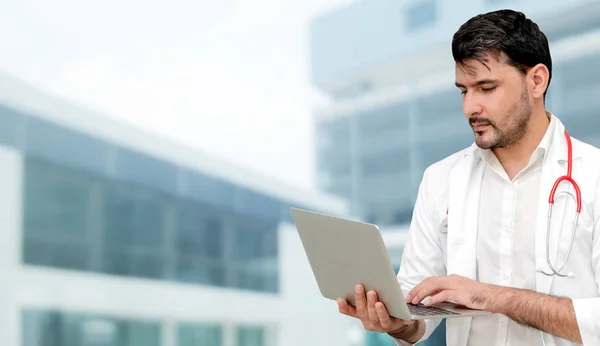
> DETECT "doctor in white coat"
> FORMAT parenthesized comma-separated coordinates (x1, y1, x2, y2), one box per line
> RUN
(337, 9, 600, 346)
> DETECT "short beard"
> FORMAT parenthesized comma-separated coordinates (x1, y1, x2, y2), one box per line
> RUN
(471, 86, 531, 149)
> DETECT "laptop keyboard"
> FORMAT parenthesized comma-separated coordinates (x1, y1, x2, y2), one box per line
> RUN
(408, 303, 460, 316)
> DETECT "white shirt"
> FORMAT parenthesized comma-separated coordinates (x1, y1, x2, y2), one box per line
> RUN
(468, 116, 555, 346)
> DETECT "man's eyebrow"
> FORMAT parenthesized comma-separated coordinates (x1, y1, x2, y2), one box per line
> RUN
(455, 79, 499, 88)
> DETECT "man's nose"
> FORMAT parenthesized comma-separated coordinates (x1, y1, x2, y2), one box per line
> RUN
(463, 94, 483, 116)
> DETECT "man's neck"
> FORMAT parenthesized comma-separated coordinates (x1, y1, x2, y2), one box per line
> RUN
(492, 109, 550, 180)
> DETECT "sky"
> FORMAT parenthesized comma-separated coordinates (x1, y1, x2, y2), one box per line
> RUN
(0, 0, 354, 190)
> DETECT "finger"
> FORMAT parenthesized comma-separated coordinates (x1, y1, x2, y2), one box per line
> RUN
(367, 290, 379, 322)
(409, 279, 448, 305)
(375, 302, 394, 330)
(338, 298, 357, 317)
(406, 277, 434, 302)
(412, 286, 443, 305)
(355, 284, 368, 318)
(424, 290, 453, 307)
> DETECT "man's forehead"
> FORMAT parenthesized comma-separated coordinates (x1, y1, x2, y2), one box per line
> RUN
(455, 59, 506, 85)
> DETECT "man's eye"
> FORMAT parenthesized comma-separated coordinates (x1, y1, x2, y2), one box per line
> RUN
(482, 87, 496, 92)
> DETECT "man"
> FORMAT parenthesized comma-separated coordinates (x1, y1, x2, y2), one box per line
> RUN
(337, 9, 600, 346)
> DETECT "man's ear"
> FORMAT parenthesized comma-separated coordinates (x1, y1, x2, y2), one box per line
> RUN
(528, 63, 550, 99)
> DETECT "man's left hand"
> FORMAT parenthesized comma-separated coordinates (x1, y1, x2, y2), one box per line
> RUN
(405, 274, 500, 312)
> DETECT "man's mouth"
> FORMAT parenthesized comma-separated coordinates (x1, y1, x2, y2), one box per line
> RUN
(472, 124, 490, 132)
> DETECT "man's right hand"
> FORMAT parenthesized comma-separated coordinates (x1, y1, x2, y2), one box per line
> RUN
(337, 284, 425, 343)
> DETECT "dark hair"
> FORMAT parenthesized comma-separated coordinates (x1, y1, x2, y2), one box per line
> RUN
(452, 9, 552, 97)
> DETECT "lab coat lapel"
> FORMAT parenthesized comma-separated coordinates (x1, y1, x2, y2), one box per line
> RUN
(446, 146, 484, 346)
(447, 146, 483, 280)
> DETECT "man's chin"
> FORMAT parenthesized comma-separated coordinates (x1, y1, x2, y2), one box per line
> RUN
(475, 136, 496, 150)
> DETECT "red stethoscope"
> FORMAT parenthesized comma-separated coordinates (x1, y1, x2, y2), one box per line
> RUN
(442, 130, 581, 278)
(538, 129, 581, 278)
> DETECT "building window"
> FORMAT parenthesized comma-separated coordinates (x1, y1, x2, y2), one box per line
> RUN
(100, 183, 168, 280)
(178, 324, 223, 346)
(21, 155, 281, 294)
(231, 218, 279, 293)
(0, 105, 20, 146)
(174, 202, 226, 286)
(22, 309, 162, 346)
(236, 326, 266, 346)
(405, 0, 437, 32)
(22, 157, 94, 272)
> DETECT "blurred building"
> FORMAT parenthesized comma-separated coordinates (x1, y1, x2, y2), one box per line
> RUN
(0, 72, 356, 346)
(310, 0, 600, 345)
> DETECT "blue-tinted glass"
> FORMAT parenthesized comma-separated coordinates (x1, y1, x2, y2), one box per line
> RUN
(280, 203, 295, 223)
(405, 0, 437, 31)
(178, 324, 223, 346)
(176, 256, 225, 286)
(0, 104, 21, 146)
(183, 170, 235, 209)
(101, 184, 167, 279)
(232, 220, 278, 292)
(102, 248, 132, 277)
(171, 199, 225, 286)
(103, 188, 137, 246)
(360, 148, 411, 176)
(124, 321, 162, 346)
(175, 203, 224, 259)
(22, 309, 162, 346)
(19, 125, 283, 292)
(102, 186, 166, 250)
(22, 157, 93, 271)
(23, 238, 92, 271)
(235, 188, 281, 221)
(114, 148, 178, 194)
(22, 310, 62, 346)
(394, 209, 413, 225)
(25, 117, 110, 175)
(23, 158, 90, 240)
(236, 326, 265, 346)
(134, 198, 166, 249)
(232, 221, 277, 260)
(130, 251, 166, 279)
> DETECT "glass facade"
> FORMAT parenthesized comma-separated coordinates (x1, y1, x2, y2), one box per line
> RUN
(22, 310, 269, 346)
(22, 310, 162, 346)
(236, 326, 266, 346)
(0, 103, 318, 294)
(177, 323, 223, 346)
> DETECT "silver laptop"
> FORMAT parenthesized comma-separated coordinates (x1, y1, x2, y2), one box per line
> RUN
(290, 208, 491, 320)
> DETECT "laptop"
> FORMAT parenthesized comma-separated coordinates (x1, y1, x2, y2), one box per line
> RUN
(289, 207, 491, 320)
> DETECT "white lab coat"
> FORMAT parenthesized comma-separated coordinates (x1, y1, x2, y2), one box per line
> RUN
(396, 114, 600, 346)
